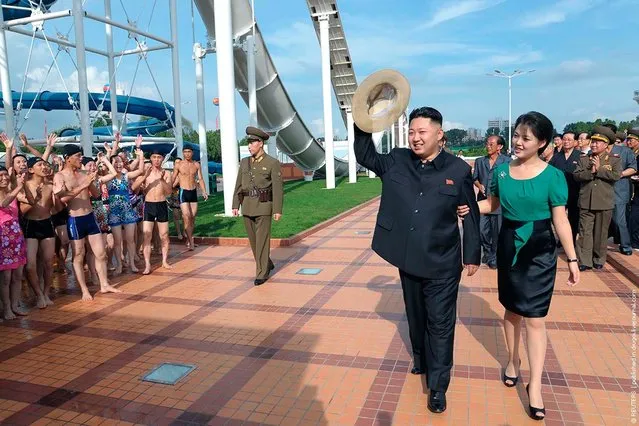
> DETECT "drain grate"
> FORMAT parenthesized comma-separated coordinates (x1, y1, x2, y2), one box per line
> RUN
(296, 268, 322, 275)
(142, 363, 196, 385)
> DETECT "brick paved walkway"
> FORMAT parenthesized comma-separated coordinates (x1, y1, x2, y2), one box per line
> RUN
(0, 201, 635, 425)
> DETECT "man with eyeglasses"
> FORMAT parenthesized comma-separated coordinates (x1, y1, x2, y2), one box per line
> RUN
(472, 135, 511, 268)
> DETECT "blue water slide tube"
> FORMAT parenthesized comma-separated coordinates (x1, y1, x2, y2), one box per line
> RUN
(0, 91, 175, 125)
(1, 0, 58, 20)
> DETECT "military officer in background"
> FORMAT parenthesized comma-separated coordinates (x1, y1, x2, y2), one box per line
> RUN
(573, 125, 622, 271)
(607, 132, 636, 255)
(232, 127, 284, 286)
(626, 128, 639, 249)
(549, 131, 582, 244)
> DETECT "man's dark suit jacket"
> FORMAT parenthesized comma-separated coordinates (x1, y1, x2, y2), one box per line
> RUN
(354, 126, 481, 279)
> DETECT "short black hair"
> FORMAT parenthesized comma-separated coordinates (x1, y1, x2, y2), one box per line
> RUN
(109, 154, 120, 163)
(151, 150, 164, 156)
(562, 131, 576, 139)
(13, 154, 27, 163)
(408, 107, 443, 126)
(578, 131, 590, 138)
(0, 166, 7, 173)
(175, 157, 182, 161)
(514, 111, 554, 155)
(487, 134, 506, 147)
(183, 147, 193, 152)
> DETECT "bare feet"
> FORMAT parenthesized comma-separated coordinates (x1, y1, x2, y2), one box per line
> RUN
(81, 291, 94, 301)
(100, 284, 122, 294)
(162, 262, 172, 269)
(3, 310, 16, 320)
(114, 263, 122, 276)
(11, 306, 29, 316)
(36, 295, 48, 309)
(177, 234, 183, 240)
(142, 267, 151, 275)
(131, 265, 139, 273)
(44, 295, 54, 306)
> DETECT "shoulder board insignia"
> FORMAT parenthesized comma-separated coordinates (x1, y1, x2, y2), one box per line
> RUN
(613, 153, 620, 157)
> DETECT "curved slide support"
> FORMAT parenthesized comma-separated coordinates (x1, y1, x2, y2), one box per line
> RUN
(194, 0, 349, 176)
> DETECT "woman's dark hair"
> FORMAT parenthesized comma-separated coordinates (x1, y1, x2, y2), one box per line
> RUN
(409, 107, 443, 126)
(0, 166, 7, 173)
(514, 111, 554, 155)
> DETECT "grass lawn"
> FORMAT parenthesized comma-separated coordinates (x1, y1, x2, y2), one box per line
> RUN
(176, 176, 381, 238)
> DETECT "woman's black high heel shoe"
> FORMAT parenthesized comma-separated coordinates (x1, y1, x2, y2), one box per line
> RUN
(502, 359, 521, 387)
(526, 384, 546, 420)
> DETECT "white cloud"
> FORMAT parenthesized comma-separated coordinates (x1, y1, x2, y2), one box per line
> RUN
(443, 120, 467, 130)
(429, 49, 543, 76)
(421, 0, 506, 29)
(310, 118, 324, 134)
(521, 0, 600, 28)
(557, 59, 594, 75)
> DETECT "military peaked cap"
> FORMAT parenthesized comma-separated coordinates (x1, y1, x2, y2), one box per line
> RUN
(246, 126, 270, 142)
(590, 125, 616, 145)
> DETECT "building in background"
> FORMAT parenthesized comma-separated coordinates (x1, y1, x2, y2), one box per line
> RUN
(634, 90, 639, 105)
(487, 118, 509, 132)
(467, 128, 482, 140)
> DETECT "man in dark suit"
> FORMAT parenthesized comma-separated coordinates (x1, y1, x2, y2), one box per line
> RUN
(354, 107, 481, 414)
(549, 131, 582, 244)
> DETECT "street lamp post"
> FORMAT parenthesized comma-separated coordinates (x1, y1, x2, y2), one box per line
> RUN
(486, 69, 535, 153)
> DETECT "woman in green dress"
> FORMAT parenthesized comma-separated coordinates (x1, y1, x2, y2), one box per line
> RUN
(459, 111, 579, 420)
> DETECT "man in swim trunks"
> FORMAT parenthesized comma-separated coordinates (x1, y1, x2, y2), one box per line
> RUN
(141, 151, 173, 274)
(53, 144, 121, 300)
(21, 157, 56, 308)
(172, 147, 208, 250)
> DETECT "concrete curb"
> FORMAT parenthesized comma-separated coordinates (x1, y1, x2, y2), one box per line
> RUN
(170, 196, 380, 248)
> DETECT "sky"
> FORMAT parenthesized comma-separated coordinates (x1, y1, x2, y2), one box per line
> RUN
(3, 0, 639, 141)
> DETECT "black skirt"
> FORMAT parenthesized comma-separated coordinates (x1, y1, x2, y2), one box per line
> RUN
(497, 218, 557, 318)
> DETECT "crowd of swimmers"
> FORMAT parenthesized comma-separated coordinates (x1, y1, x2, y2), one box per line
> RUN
(0, 132, 207, 319)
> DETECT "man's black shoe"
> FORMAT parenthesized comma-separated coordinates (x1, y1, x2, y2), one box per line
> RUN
(488, 262, 497, 270)
(410, 367, 424, 375)
(620, 247, 633, 256)
(269, 261, 275, 271)
(254, 278, 268, 286)
(579, 264, 592, 271)
(593, 263, 604, 270)
(428, 391, 446, 413)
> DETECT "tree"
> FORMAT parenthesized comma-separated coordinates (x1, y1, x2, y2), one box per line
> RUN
(444, 129, 467, 147)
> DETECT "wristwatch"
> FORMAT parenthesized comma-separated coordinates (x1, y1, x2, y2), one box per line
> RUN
(566, 258, 578, 263)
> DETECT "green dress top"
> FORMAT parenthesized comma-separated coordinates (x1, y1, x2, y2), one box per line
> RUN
(490, 163, 568, 264)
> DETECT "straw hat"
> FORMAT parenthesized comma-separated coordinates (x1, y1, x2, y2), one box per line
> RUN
(352, 69, 410, 133)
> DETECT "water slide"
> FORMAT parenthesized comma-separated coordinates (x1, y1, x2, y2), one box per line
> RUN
(0, 91, 176, 135)
(194, 0, 349, 176)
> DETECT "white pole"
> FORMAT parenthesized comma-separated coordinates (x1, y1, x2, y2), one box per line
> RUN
(72, 0, 93, 157)
(347, 109, 356, 183)
(169, 0, 184, 153)
(104, 0, 118, 134)
(508, 76, 512, 154)
(194, 43, 209, 195)
(246, 35, 257, 127)
(214, 0, 239, 216)
(391, 122, 396, 150)
(319, 16, 335, 189)
(0, 5, 15, 140)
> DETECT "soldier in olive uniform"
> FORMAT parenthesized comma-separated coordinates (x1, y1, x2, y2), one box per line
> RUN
(232, 127, 284, 285)
(573, 126, 622, 271)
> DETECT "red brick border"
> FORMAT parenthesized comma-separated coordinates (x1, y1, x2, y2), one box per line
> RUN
(606, 251, 639, 286)
(170, 196, 381, 248)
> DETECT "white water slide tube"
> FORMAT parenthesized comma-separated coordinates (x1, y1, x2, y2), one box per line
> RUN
(194, 0, 349, 177)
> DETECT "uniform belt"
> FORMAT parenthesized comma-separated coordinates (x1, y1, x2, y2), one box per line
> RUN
(241, 188, 272, 196)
